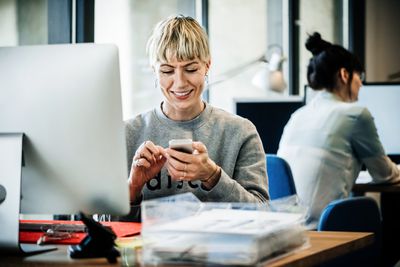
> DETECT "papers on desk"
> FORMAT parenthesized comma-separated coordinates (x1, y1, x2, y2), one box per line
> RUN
(141, 193, 308, 266)
(19, 220, 141, 245)
(153, 208, 302, 235)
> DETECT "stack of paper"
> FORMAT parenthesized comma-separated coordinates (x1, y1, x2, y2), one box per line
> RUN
(142, 208, 308, 266)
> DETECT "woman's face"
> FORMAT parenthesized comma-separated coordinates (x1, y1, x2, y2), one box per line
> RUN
(155, 57, 210, 120)
(338, 68, 364, 102)
(349, 71, 364, 101)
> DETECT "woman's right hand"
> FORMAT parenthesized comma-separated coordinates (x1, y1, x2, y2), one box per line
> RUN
(128, 141, 167, 202)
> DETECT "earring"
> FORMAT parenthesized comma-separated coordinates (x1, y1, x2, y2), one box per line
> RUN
(205, 74, 209, 88)
(154, 78, 158, 89)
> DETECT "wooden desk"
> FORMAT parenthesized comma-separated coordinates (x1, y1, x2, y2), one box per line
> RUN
(353, 182, 400, 193)
(266, 231, 373, 267)
(1, 231, 373, 267)
(353, 182, 400, 266)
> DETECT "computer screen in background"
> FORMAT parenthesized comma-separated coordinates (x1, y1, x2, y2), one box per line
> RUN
(357, 84, 400, 163)
(0, 44, 129, 253)
(235, 97, 304, 154)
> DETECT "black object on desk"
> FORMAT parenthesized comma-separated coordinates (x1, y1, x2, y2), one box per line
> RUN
(68, 212, 119, 263)
(235, 99, 303, 154)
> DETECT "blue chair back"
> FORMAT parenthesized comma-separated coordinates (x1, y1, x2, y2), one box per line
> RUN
(266, 154, 296, 200)
(318, 196, 382, 267)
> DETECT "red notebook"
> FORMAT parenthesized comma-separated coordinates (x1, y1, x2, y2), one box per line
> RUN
(19, 220, 141, 245)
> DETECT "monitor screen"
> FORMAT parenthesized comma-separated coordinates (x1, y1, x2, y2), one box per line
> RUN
(357, 84, 400, 159)
(0, 44, 130, 215)
(235, 97, 304, 154)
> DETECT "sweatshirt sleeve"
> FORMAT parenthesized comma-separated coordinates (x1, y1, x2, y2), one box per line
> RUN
(352, 108, 400, 184)
(204, 120, 270, 203)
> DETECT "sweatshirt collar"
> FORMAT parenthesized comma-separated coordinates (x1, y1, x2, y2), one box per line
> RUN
(155, 101, 212, 129)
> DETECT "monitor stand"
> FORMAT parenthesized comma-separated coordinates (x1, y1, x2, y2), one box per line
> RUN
(0, 133, 56, 255)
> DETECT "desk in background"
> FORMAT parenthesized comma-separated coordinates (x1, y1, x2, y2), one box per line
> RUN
(1, 231, 373, 267)
(353, 182, 400, 267)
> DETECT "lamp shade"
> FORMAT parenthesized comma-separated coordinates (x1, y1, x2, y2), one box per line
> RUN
(209, 50, 286, 93)
(251, 52, 286, 93)
(269, 70, 286, 92)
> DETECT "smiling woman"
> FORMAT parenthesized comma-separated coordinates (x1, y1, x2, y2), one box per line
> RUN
(147, 16, 210, 121)
(157, 58, 209, 121)
(116, 15, 270, 222)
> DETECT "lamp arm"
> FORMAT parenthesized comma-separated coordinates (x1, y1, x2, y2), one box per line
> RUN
(209, 55, 268, 86)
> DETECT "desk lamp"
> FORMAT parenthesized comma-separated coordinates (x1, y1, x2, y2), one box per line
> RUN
(208, 45, 286, 93)
(252, 46, 286, 93)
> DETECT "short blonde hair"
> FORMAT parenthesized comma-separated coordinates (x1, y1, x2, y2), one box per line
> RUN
(146, 15, 210, 66)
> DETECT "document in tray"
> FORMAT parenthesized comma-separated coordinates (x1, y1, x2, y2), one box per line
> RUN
(151, 208, 303, 234)
(142, 209, 307, 266)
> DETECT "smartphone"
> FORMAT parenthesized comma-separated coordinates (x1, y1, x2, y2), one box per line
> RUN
(169, 139, 193, 154)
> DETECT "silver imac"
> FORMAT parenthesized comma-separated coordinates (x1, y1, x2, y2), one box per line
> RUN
(0, 44, 130, 253)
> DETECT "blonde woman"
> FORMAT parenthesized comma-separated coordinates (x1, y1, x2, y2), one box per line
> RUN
(122, 15, 269, 221)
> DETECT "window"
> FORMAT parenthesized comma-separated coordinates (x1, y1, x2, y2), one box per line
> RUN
(95, 0, 291, 117)
(1, 1, 346, 118)
(95, 0, 196, 119)
(0, 0, 49, 46)
(297, 0, 344, 95)
(362, 0, 400, 83)
(208, 0, 290, 113)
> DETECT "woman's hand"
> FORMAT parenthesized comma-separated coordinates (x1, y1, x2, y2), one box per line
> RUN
(128, 141, 167, 202)
(165, 141, 220, 188)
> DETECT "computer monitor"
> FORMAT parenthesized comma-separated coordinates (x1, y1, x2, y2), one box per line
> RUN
(235, 97, 304, 154)
(357, 84, 400, 162)
(0, 44, 130, 252)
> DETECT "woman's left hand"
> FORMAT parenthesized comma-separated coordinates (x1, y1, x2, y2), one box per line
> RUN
(165, 141, 219, 184)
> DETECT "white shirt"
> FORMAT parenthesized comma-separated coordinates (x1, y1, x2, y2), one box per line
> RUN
(277, 90, 400, 228)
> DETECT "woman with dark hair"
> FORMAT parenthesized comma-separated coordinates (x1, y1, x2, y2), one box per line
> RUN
(277, 32, 400, 228)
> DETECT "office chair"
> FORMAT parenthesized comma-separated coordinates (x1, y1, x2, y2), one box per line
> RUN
(266, 154, 296, 200)
(318, 196, 382, 267)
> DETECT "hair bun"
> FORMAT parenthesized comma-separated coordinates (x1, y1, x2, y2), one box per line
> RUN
(305, 32, 332, 56)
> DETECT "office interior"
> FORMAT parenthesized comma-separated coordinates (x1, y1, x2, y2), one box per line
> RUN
(1, 0, 399, 114)
(1, 0, 400, 265)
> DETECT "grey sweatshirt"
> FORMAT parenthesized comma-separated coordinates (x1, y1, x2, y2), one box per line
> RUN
(121, 102, 269, 221)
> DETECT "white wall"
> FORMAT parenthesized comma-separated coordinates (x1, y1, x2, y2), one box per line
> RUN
(208, 0, 268, 113)
(0, 0, 18, 46)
